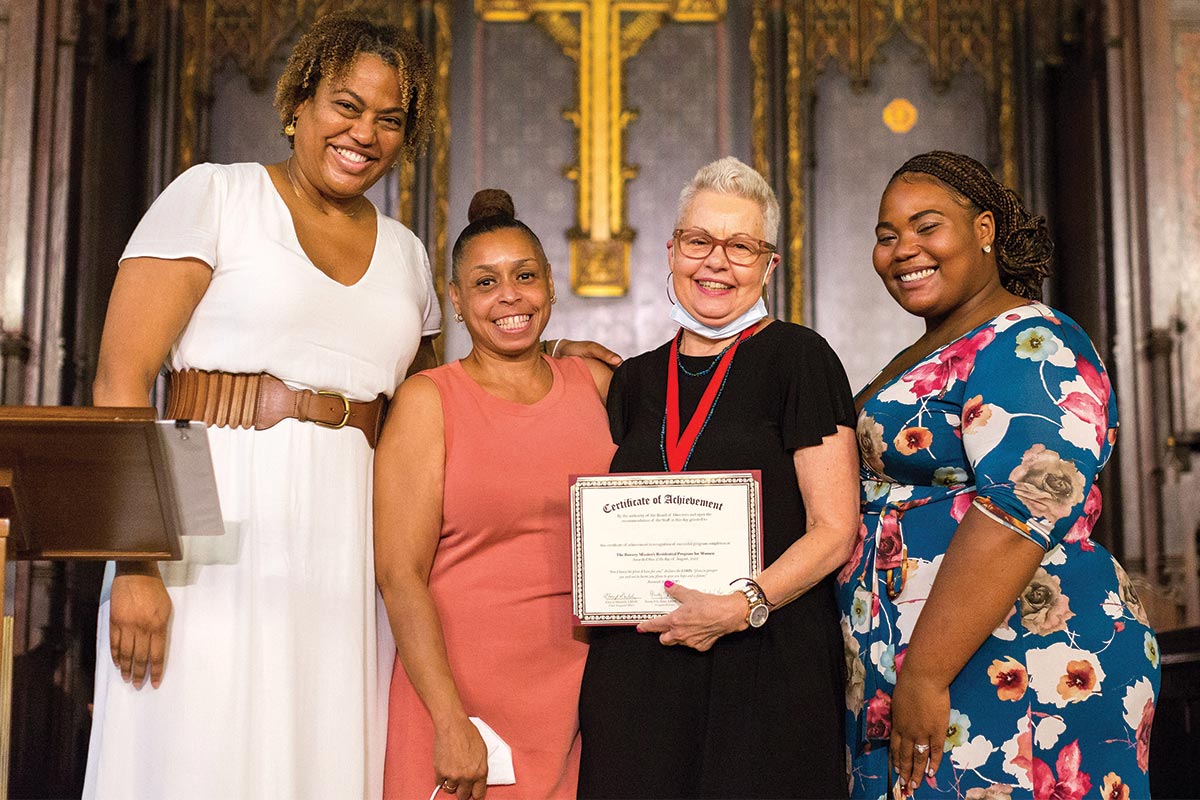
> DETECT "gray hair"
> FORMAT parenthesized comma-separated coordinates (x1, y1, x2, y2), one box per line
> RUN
(676, 156, 780, 245)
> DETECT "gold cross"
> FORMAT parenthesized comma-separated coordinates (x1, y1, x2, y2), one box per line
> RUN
(477, 0, 726, 296)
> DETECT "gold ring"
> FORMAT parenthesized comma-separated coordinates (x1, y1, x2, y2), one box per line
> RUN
(914, 743, 930, 754)
(441, 780, 458, 792)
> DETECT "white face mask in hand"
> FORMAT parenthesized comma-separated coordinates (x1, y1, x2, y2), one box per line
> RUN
(669, 297, 768, 340)
(427, 717, 515, 800)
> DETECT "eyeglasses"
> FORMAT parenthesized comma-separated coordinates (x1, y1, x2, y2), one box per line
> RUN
(673, 228, 777, 266)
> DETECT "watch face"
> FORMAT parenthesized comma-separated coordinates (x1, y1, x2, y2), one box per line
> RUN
(748, 603, 769, 628)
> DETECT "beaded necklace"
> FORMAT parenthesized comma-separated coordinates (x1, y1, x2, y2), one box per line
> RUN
(675, 335, 741, 378)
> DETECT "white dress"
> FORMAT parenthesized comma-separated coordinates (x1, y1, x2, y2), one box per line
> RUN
(83, 163, 441, 799)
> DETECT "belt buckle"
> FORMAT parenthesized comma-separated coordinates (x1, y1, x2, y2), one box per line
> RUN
(314, 389, 351, 430)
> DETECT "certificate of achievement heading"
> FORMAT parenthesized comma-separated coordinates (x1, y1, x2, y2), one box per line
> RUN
(570, 471, 763, 625)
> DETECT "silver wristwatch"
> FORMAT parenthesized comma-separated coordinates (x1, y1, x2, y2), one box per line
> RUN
(734, 578, 771, 628)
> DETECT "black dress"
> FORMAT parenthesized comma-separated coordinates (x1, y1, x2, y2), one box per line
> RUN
(577, 321, 855, 800)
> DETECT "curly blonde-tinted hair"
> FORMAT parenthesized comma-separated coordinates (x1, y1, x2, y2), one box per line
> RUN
(273, 12, 434, 161)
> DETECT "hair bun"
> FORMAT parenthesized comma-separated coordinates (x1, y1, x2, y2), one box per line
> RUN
(468, 189, 516, 224)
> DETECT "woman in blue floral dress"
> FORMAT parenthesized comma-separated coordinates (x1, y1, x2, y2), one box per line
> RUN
(839, 151, 1159, 800)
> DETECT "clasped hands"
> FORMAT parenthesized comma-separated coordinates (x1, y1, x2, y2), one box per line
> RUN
(635, 581, 748, 652)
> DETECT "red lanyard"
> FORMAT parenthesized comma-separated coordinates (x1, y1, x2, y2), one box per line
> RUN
(664, 325, 755, 471)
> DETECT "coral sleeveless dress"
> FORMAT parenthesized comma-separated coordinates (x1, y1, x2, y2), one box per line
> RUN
(384, 356, 615, 799)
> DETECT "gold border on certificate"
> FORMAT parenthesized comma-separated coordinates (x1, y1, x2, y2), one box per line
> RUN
(570, 471, 763, 625)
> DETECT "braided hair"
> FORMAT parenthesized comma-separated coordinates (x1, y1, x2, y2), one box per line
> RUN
(891, 151, 1053, 301)
(450, 189, 549, 281)
(274, 12, 434, 161)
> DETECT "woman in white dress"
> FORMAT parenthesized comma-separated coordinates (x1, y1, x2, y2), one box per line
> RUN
(83, 14, 439, 799)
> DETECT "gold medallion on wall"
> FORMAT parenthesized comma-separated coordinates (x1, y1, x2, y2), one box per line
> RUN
(882, 98, 918, 134)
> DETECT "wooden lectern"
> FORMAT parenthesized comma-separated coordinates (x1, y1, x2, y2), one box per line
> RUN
(0, 405, 220, 798)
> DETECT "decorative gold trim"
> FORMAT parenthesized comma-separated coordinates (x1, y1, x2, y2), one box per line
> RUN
(620, 12, 666, 59)
(177, 0, 206, 172)
(750, 1, 768, 180)
(0, 616, 10, 799)
(0, 514, 10, 799)
(477, 0, 725, 296)
(537, 11, 582, 59)
(999, 0, 1018, 187)
(432, 0, 453, 315)
(785, 0, 804, 325)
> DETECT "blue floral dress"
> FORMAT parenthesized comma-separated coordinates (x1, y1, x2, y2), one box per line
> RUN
(839, 303, 1160, 800)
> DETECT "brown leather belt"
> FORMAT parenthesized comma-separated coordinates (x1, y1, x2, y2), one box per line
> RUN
(165, 369, 387, 448)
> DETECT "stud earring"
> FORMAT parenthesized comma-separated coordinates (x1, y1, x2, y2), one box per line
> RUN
(983, 244, 992, 254)
(454, 312, 464, 323)
(283, 116, 297, 137)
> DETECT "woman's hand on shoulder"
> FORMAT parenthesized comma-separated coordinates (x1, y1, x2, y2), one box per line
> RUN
(636, 582, 747, 651)
(109, 562, 173, 688)
(550, 338, 622, 368)
(405, 335, 439, 378)
(433, 715, 489, 800)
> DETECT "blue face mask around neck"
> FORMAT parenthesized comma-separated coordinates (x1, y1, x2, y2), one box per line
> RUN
(669, 296, 769, 341)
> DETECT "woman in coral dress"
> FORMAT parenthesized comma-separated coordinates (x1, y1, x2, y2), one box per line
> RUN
(376, 190, 615, 800)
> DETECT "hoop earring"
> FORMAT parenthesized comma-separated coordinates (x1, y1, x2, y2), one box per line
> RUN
(665, 272, 679, 306)
(283, 116, 297, 137)
(550, 294, 557, 305)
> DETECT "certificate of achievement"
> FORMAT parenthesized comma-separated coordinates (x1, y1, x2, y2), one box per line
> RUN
(570, 471, 762, 625)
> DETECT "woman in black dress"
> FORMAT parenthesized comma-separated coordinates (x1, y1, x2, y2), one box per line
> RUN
(577, 156, 861, 799)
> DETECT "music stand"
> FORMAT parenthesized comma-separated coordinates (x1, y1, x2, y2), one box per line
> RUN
(0, 405, 222, 798)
